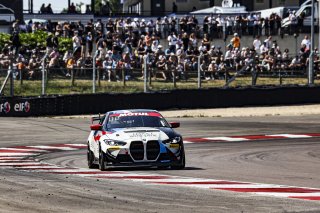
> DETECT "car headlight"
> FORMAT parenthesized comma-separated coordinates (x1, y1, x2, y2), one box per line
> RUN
(163, 136, 182, 144)
(103, 139, 127, 146)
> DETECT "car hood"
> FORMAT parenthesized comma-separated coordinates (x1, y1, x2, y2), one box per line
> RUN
(281, 17, 290, 27)
(104, 127, 180, 142)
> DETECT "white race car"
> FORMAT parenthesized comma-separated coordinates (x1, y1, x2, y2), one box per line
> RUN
(87, 109, 185, 170)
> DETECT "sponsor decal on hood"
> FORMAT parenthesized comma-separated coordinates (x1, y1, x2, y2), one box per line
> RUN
(110, 112, 162, 117)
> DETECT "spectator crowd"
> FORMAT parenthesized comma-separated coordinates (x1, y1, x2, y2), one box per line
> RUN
(0, 12, 317, 82)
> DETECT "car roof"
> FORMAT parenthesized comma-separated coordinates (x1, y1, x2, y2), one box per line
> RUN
(107, 109, 159, 115)
(0, 4, 14, 13)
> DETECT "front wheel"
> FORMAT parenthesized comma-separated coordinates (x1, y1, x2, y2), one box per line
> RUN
(171, 146, 185, 170)
(99, 148, 107, 171)
(87, 144, 96, 169)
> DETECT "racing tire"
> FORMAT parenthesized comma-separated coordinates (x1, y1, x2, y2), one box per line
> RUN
(87, 145, 96, 169)
(99, 148, 107, 171)
(171, 146, 185, 170)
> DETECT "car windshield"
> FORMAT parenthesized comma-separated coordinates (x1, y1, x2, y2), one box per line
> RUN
(106, 112, 170, 129)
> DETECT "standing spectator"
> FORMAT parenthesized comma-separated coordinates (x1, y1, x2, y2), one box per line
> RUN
(217, 15, 224, 38)
(289, 11, 297, 34)
(10, 31, 21, 55)
(52, 32, 59, 49)
(46, 4, 53, 14)
(172, 2, 178, 13)
(72, 31, 81, 52)
(264, 17, 270, 36)
(253, 36, 261, 54)
(269, 14, 275, 35)
(86, 32, 93, 57)
(234, 16, 241, 36)
(45, 32, 54, 55)
(169, 17, 177, 33)
(264, 36, 272, 50)
(247, 14, 254, 36)
(40, 4, 46, 13)
(189, 33, 197, 49)
(162, 17, 170, 38)
(155, 18, 162, 37)
(225, 16, 233, 37)
(45, 20, 53, 33)
(69, 2, 76, 13)
(297, 12, 305, 33)
(201, 33, 210, 51)
(203, 16, 209, 35)
(260, 42, 268, 55)
(181, 32, 189, 52)
(275, 14, 282, 35)
(80, 34, 86, 58)
(301, 35, 310, 51)
(241, 15, 248, 36)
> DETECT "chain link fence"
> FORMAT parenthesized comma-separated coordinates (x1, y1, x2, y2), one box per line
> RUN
(0, 51, 318, 97)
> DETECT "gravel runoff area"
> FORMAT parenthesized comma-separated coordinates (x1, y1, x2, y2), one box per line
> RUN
(51, 104, 320, 118)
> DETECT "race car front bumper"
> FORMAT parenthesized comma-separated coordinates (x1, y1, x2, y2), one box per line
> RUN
(102, 143, 183, 168)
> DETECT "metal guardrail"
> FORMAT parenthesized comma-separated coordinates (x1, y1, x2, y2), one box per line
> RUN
(0, 53, 317, 97)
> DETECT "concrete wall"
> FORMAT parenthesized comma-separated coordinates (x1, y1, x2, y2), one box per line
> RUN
(3, 85, 320, 117)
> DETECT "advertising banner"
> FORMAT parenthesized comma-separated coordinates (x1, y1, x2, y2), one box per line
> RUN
(0, 98, 33, 116)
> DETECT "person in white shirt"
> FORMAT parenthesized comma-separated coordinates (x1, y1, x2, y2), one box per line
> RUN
(253, 36, 261, 54)
(167, 32, 178, 53)
(72, 31, 81, 52)
(225, 16, 233, 36)
(288, 11, 297, 34)
(162, 17, 169, 38)
(301, 35, 311, 50)
(260, 42, 269, 54)
(263, 36, 272, 50)
(216, 14, 224, 38)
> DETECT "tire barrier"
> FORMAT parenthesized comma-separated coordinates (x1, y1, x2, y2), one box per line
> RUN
(1, 85, 320, 117)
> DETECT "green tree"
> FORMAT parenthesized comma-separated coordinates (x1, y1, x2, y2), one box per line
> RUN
(95, 0, 121, 14)
(76, 2, 85, 12)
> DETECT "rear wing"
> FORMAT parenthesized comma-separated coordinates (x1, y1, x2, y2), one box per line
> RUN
(91, 114, 105, 124)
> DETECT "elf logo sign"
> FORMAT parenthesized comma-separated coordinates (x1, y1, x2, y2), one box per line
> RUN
(0, 102, 11, 114)
(14, 101, 30, 113)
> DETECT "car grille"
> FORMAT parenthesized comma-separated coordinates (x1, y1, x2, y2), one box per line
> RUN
(116, 155, 133, 163)
(146, 140, 160, 160)
(130, 141, 144, 160)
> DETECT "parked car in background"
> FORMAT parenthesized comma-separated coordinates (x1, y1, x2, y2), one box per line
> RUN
(0, 4, 15, 23)
(282, 0, 318, 33)
(258, 6, 300, 20)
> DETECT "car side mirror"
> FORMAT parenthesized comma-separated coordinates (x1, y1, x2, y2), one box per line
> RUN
(90, 124, 102, 131)
(170, 122, 180, 128)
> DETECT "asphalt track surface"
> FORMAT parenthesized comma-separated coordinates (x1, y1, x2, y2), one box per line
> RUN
(0, 115, 320, 212)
